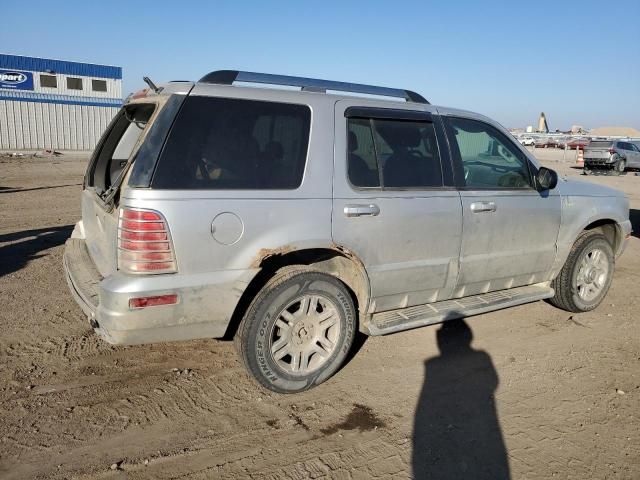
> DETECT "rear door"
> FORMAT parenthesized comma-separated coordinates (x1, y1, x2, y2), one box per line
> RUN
(82, 101, 160, 275)
(442, 114, 561, 297)
(332, 101, 463, 313)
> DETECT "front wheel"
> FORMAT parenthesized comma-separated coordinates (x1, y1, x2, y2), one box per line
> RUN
(235, 267, 356, 393)
(549, 231, 614, 312)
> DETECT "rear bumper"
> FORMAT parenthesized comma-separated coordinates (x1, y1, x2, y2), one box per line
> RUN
(584, 158, 614, 167)
(63, 237, 256, 345)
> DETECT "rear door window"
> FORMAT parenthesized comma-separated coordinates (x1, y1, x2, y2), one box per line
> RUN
(347, 117, 443, 188)
(152, 96, 311, 189)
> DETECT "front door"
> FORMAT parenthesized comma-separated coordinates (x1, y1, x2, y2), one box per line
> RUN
(331, 101, 463, 313)
(442, 115, 561, 298)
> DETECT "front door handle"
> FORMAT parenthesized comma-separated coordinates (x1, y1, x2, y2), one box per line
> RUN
(470, 201, 497, 213)
(344, 204, 380, 217)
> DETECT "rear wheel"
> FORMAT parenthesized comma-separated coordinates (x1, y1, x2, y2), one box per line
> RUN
(549, 231, 614, 312)
(613, 158, 626, 175)
(235, 267, 356, 393)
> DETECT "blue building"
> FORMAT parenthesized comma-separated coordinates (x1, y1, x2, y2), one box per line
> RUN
(0, 54, 122, 150)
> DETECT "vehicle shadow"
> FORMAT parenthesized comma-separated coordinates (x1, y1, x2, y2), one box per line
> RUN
(0, 225, 73, 277)
(0, 183, 82, 194)
(412, 319, 510, 479)
(629, 209, 639, 239)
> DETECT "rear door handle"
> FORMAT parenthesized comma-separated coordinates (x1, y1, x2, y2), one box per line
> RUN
(470, 201, 497, 213)
(344, 204, 380, 217)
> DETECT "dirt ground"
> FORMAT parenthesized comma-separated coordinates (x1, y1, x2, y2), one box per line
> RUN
(0, 150, 638, 479)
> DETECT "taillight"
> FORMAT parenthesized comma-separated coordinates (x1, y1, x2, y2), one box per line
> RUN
(118, 208, 177, 274)
(609, 148, 616, 154)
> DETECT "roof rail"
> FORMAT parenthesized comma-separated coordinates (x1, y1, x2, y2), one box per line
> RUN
(198, 70, 429, 104)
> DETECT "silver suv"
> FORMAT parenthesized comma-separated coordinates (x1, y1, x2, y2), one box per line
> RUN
(584, 140, 640, 174)
(64, 71, 631, 393)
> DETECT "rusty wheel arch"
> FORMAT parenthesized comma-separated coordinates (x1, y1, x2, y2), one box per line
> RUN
(224, 245, 371, 339)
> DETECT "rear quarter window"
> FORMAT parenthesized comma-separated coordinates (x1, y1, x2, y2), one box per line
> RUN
(152, 96, 311, 189)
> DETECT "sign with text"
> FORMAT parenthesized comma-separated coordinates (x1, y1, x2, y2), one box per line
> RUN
(0, 69, 34, 90)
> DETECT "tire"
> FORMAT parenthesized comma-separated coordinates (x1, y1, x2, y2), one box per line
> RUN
(549, 231, 614, 312)
(613, 158, 626, 175)
(235, 267, 356, 393)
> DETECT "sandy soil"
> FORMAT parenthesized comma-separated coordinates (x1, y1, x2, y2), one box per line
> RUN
(0, 150, 638, 479)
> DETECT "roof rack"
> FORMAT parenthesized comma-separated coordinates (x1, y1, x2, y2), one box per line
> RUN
(198, 70, 429, 104)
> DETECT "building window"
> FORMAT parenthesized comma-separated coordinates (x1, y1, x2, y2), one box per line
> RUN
(92, 79, 107, 92)
(40, 74, 57, 88)
(67, 77, 83, 90)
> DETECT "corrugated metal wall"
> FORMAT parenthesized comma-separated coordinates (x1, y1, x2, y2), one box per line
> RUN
(0, 54, 122, 81)
(0, 55, 122, 151)
(0, 100, 118, 150)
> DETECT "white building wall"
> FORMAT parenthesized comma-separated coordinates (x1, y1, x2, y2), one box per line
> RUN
(32, 72, 122, 98)
(0, 99, 119, 150)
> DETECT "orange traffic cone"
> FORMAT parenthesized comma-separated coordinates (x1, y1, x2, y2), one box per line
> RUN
(576, 148, 584, 167)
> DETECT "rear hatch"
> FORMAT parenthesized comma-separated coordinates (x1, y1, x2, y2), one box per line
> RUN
(81, 83, 191, 276)
(584, 140, 613, 160)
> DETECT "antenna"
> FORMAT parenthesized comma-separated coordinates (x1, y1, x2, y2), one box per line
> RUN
(143, 76, 162, 94)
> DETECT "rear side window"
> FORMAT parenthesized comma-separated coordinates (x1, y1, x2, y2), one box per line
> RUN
(152, 97, 311, 189)
(347, 117, 443, 188)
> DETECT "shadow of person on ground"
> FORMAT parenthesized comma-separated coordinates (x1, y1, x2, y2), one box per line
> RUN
(0, 225, 73, 277)
(412, 319, 510, 480)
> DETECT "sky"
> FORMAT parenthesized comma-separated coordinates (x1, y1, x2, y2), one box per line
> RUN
(2, 0, 639, 130)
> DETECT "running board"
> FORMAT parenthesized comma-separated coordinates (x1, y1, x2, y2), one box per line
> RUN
(367, 283, 554, 336)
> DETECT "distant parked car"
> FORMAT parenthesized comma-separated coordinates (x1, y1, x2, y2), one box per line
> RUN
(518, 137, 535, 146)
(567, 138, 590, 150)
(584, 140, 640, 174)
(555, 136, 569, 149)
(534, 137, 548, 148)
(534, 137, 557, 148)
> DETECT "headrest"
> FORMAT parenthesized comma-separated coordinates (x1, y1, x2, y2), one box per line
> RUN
(376, 123, 421, 148)
(348, 131, 359, 152)
(264, 141, 284, 159)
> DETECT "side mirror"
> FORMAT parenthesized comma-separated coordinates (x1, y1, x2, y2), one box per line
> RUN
(536, 167, 558, 191)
